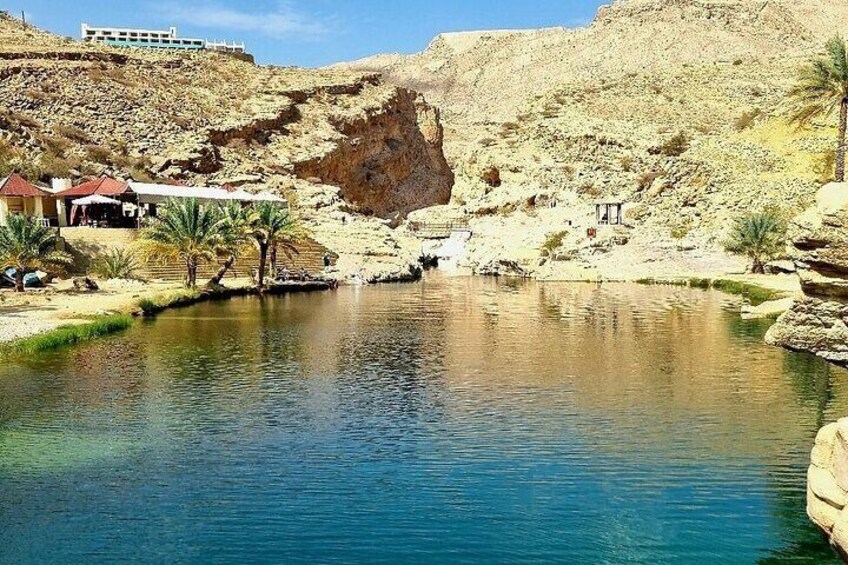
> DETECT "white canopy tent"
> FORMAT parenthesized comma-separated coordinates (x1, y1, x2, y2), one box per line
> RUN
(71, 194, 122, 206)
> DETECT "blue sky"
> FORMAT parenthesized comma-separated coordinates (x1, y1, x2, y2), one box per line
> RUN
(3, 1, 606, 67)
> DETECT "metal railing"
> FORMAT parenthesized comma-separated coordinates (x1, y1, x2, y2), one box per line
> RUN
(409, 220, 471, 238)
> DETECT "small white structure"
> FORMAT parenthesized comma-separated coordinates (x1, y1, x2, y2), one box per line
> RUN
(81, 24, 244, 53)
(205, 40, 247, 54)
(595, 201, 624, 226)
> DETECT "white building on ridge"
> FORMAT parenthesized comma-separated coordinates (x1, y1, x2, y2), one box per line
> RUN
(81, 24, 245, 53)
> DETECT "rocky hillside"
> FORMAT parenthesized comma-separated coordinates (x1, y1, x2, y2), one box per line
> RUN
(343, 0, 848, 277)
(0, 11, 454, 281)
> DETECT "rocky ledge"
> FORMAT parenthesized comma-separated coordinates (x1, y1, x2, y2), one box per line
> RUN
(766, 183, 848, 366)
(808, 419, 848, 561)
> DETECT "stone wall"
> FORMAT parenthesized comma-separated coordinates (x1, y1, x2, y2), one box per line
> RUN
(59, 227, 329, 282)
(809, 419, 848, 561)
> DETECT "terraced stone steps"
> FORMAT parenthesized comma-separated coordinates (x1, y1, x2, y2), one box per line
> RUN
(137, 239, 330, 282)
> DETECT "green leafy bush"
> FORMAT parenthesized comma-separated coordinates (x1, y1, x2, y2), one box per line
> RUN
(724, 211, 788, 273)
(93, 248, 140, 280)
(541, 231, 569, 257)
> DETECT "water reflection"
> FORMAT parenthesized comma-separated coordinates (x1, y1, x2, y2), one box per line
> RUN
(0, 275, 844, 564)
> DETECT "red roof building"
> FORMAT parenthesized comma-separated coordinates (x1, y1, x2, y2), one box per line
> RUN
(0, 173, 50, 198)
(58, 175, 131, 198)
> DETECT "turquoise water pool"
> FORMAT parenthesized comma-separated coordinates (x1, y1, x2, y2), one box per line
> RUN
(0, 277, 844, 563)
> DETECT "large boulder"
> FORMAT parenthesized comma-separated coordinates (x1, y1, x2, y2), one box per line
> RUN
(767, 183, 848, 365)
(808, 419, 848, 560)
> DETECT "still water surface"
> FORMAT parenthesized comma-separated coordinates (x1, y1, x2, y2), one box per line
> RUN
(1, 276, 847, 564)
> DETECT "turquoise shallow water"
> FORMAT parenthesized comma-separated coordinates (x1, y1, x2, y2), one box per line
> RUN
(1, 276, 846, 564)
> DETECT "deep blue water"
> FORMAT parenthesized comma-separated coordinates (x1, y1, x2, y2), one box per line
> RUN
(0, 277, 845, 564)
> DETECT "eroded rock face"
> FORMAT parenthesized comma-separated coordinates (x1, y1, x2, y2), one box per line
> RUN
(766, 184, 848, 365)
(808, 419, 848, 561)
(293, 89, 454, 219)
(0, 12, 454, 282)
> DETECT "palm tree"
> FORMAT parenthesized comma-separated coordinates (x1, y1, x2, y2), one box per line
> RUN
(788, 35, 848, 182)
(250, 202, 306, 290)
(208, 201, 254, 287)
(139, 198, 225, 288)
(0, 214, 71, 292)
(724, 211, 787, 274)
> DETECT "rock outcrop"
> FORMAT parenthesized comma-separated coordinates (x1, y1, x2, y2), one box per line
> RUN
(341, 0, 848, 277)
(766, 184, 848, 365)
(808, 419, 848, 561)
(0, 11, 454, 281)
(293, 88, 453, 218)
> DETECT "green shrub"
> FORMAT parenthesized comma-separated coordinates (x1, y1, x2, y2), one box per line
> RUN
(10, 111, 40, 129)
(54, 124, 89, 142)
(815, 149, 837, 184)
(40, 135, 72, 153)
(724, 210, 787, 273)
(39, 150, 81, 179)
(93, 248, 140, 280)
(85, 144, 114, 164)
(541, 231, 569, 257)
(734, 109, 762, 131)
(711, 279, 780, 305)
(637, 171, 662, 191)
(670, 225, 690, 240)
(660, 132, 691, 157)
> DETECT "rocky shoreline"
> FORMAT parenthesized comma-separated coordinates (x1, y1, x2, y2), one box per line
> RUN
(809, 419, 848, 561)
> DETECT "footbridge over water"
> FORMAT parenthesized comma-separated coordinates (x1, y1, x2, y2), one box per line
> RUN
(409, 220, 472, 240)
(410, 220, 473, 270)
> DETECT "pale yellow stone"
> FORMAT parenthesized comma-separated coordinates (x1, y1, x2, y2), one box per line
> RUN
(809, 485, 841, 532)
(809, 465, 847, 509)
(831, 508, 848, 557)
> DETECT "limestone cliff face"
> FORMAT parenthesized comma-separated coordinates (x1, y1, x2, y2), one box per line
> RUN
(807, 419, 848, 561)
(340, 0, 848, 275)
(0, 11, 453, 281)
(293, 88, 453, 218)
(766, 184, 848, 365)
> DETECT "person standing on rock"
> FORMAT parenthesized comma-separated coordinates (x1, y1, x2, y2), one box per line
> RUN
(323, 253, 332, 270)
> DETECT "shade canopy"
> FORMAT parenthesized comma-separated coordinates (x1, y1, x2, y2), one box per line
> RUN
(71, 194, 122, 206)
(129, 182, 287, 206)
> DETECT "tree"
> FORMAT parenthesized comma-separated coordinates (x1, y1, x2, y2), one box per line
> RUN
(208, 201, 254, 287)
(788, 35, 848, 182)
(724, 211, 787, 274)
(139, 198, 225, 288)
(0, 214, 71, 292)
(249, 202, 306, 290)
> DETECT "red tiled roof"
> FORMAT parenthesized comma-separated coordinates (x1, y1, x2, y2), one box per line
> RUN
(0, 173, 50, 198)
(58, 176, 131, 198)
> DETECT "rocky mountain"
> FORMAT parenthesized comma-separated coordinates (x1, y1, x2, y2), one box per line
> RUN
(0, 11, 453, 281)
(343, 0, 848, 277)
